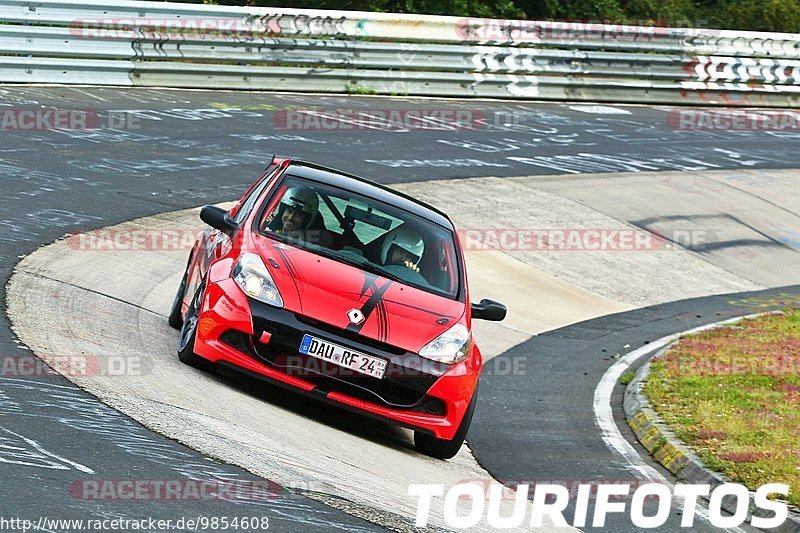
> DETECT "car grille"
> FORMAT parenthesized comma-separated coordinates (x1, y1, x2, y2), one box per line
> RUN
(219, 301, 448, 417)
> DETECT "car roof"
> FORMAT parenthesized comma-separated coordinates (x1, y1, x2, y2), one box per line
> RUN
(283, 159, 455, 231)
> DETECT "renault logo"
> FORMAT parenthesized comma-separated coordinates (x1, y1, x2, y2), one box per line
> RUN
(347, 308, 365, 325)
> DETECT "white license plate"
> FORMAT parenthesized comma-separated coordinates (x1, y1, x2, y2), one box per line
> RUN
(299, 334, 387, 379)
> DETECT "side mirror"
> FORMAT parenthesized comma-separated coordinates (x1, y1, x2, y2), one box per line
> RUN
(471, 299, 507, 321)
(200, 205, 238, 234)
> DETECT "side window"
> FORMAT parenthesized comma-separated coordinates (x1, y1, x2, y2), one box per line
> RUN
(232, 168, 277, 225)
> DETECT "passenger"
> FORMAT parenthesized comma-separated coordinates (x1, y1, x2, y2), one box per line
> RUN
(380, 226, 425, 274)
(269, 187, 320, 240)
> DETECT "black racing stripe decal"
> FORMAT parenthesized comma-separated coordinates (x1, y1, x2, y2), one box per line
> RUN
(274, 247, 299, 281)
(373, 302, 383, 341)
(359, 272, 378, 299)
(377, 300, 390, 343)
(347, 278, 393, 335)
(374, 299, 384, 341)
(378, 301, 386, 342)
(382, 298, 458, 319)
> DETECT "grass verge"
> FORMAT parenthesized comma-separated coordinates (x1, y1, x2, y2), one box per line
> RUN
(644, 309, 800, 507)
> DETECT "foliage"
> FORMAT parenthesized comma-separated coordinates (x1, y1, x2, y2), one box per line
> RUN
(698, 0, 800, 32)
(619, 370, 636, 385)
(644, 310, 800, 507)
(175, 0, 800, 32)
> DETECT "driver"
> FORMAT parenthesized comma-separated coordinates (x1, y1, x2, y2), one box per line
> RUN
(271, 186, 319, 239)
(380, 226, 424, 273)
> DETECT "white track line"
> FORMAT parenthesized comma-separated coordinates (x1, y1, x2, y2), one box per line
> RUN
(0, 427, 96, 474)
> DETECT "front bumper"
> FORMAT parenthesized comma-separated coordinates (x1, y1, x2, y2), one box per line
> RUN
(194, 278, 481, 440)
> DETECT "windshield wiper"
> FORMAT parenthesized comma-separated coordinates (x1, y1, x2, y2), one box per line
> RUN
(358, 263, 409, 285)
(313, 247, 408, 284)
(264, 236, 410, 286)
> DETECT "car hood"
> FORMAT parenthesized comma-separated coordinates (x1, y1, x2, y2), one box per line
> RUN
(252, 235, 465, 353)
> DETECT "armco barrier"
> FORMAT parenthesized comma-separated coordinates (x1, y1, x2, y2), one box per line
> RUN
(1, 0, 799, 105)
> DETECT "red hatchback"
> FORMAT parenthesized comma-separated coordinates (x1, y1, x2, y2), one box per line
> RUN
(169, 157, 506, 459)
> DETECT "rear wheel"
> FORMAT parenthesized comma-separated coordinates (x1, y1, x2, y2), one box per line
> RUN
(414, 384, 478, 460)
(177, 282, 217, 373)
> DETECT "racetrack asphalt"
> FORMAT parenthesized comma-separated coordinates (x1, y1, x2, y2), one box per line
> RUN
(2, 85, 800, 531)
(470, 285, 800, 532)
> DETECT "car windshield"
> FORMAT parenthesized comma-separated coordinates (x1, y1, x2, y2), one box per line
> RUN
(257, 175, 461, 299)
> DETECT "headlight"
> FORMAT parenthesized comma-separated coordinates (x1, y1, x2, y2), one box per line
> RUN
(232, 253, 283, 307)
(419, 323, 471, 364)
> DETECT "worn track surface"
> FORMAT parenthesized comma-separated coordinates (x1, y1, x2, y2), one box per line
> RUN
(2, 86, 799, 530)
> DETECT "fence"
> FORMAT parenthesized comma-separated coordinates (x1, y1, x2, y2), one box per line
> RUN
(1, 0, 799, 105)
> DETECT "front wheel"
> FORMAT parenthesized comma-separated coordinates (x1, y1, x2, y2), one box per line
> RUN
(177, 282, 217, 373)
(414, 384, 478, 460)
(168, 268, 189, 330)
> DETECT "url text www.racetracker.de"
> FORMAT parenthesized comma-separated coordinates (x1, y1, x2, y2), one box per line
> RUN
(0, 516, 270, 532)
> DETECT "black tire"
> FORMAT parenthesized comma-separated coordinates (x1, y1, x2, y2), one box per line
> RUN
(177, 282, 217, 373)
(168, 268, 189, 330)
(414, 383, 478, 460)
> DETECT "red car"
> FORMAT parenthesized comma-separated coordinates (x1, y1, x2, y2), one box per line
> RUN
(169, 157, 506, 459)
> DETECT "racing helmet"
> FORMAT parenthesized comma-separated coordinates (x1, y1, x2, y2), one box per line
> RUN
(279, 186, 319, 224)
(380, 226, 425, 266)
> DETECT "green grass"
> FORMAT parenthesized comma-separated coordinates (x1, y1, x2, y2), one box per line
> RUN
(345, 84, 379, 95)
(644, 309, 800, 507)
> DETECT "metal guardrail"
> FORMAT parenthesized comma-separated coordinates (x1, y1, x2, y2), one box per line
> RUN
(1, 0, 799, 105)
